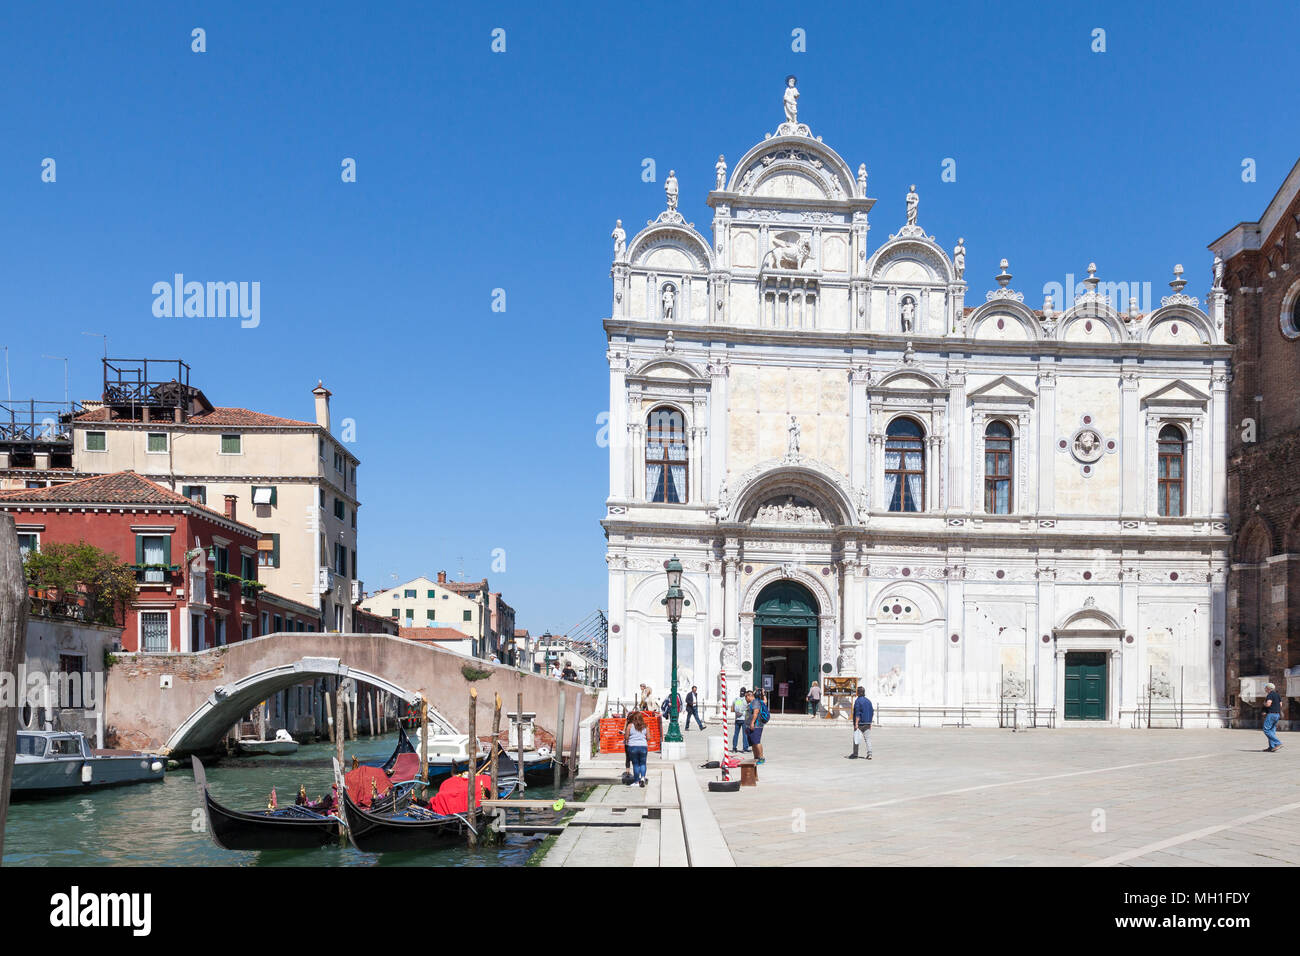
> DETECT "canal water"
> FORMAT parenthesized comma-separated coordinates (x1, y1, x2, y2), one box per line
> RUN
(3, 732, 579, 866)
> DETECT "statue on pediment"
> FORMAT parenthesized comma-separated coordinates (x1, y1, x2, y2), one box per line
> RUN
(716, 154, 727, 190)
(783, 75, 799, 124)
(905, 184, 919, 225)
(611, 219, 626, 260)
(665, 169, 679, 211)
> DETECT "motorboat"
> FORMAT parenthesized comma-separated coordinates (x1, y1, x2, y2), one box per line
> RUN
(236, 728, 301, 756)
(12, 730, 165, 798)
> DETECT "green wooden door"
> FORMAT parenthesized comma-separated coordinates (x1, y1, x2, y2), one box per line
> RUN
(1064, 652, 1107, 720)
(752, 581, 819, 691)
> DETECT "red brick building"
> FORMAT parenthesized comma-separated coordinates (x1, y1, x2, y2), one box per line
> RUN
(1210, 158, 1300, 726)
(0, 470, 310, 651)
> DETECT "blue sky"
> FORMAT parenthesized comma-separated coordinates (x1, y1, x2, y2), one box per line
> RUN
(1, 1, 1297, 634)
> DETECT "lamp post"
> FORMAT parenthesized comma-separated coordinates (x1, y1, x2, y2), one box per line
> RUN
(661, 555, 690, 752)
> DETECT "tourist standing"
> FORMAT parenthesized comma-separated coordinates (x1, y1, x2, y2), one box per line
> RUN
(807, 680, 822, 718)
(1262, 682, 1284, 753)
(746, 689, 768, 765)
(625, 711, 650, 787)
(685, 685, 706, 730)
(850, 686, 873, 759)
(732, 688, 749, 752)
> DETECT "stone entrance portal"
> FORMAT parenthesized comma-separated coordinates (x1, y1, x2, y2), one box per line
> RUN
(754, 580, 818, 712)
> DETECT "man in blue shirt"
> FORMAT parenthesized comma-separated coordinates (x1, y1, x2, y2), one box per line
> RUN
(745, 689, 767, 765)
(1261, 682, 1283, 753)
(850, 686, 873, 760)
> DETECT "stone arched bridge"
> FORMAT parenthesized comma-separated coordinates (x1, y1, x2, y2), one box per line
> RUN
(103, 632, 598, 756)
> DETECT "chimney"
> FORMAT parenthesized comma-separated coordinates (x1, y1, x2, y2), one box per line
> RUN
(224, 494, 237, 520)
(437, 570, 447, 584)
(312, 380, 332, 432)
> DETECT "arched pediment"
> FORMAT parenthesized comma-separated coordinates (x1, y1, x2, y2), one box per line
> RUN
(1141, 304, 1215, 346)
(966, 301, 1043, 342)
(867, 236, 953, 284)
(727, 136, 857, 202)
(874, 367, 946, 391)
(728, 459, 859, 526)
(627, 223, 713, 274)
(874, 581, 944, 623)
(1057, 606, 1122, 631)
(1056, 298, 1128, 344)
(629, 357, 706, 383)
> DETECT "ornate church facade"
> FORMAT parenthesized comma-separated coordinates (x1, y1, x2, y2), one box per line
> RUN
(602, 84, 1232, 726)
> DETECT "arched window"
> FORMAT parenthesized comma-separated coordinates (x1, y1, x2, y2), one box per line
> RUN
(646, 407, 687, 503)
(884, 417, 925, 512)
(1157, 424, 1185, 517)
(984, 420, 1014, 514)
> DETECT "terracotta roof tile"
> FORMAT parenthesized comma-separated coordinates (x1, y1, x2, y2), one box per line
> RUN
(0, 470, 259, 533)
(76, 406, 315, 428)
(399, 626, 473, 643)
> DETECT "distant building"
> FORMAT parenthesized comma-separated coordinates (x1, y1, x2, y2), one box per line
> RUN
(1209, 158, 1300, 724)
(360, 571, 501, 657)
(398, 625, 475, 657)
(1, 359, 361, 635)
(353, 604, 400, 636)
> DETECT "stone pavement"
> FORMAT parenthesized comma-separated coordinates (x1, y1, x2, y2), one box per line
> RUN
(681, 722, 1300, 866)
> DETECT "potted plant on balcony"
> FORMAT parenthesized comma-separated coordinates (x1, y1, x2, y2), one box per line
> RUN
(23, 540, 136, 626)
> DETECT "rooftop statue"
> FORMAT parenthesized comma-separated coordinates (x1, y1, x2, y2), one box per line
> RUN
(665, 170, 679, 211)
(783, 75, 799, 125)
(906, 184, 919, 225)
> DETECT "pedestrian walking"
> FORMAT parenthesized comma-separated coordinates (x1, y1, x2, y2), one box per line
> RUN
(684, 685, 706, 730)
(732, 687, 750, 752)
(1262, 681, 1284, 753)
(625, 711, 650, 787)
(850, 686, 873, 759)
(746, 688, 769, 765)
(807, 680, 822, 718)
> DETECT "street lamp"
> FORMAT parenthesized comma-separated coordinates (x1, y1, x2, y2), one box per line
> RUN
(661, 555, 690, 747)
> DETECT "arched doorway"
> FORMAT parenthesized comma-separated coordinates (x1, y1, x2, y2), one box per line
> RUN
(754, 580, 818, 714)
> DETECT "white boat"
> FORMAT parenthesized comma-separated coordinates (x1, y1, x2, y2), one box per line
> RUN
(12, 730, 165, 798)
(236, 728, 301, 756)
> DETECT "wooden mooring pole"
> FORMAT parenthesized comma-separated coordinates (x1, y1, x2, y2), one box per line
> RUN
(0, 516, 31, 861)
(516, 692, 526, 794)
(554, 689, 566, 791)
(333, 683, 346, 838)
(490, 693, 502, 800)
(418, 697, 429, 800)
(466, 687, 478, 846)
(325, 690, 336, 745)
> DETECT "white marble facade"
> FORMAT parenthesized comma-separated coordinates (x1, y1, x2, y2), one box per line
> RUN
(602, 85, 1231, 727)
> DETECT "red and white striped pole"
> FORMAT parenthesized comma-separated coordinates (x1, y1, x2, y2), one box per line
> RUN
(720, 666, 728, 781)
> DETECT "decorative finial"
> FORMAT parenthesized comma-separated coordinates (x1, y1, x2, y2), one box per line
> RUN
(996, 259, 1012, 288)
(1083, 263, 1100, 293)
(1169, 264, 1187, 294)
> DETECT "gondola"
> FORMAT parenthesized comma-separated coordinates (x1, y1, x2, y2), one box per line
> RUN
(193, 756, 417, 851)
(193, 755, 343, 851)
(336, 758, 519, 853)
(363, 723, 421, 782)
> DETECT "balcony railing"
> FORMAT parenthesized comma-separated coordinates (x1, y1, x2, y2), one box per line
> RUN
(132, 564, 181, 585)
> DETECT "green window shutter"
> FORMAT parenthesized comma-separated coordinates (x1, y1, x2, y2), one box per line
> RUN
(135, 536, 144, 564)
(271, 533, 280, 568)
(270, 486, 277, 506)
(426, 609, 434, 620)
(162, 536, 171, 566)
(427, 589, 435, 599)
(463, 609, 472, 622)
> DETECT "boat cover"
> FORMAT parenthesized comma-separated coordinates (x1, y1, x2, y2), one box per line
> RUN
(387, 752, 421, 783)
(429, 774, 492, 816)
(344, 765, 392, 807)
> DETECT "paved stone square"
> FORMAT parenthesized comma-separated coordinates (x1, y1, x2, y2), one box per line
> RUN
(683, 724, 1299, 866)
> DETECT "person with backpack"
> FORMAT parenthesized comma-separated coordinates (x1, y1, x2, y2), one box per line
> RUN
(732, 687, 750, 752)
(745, 688, 769, 764)
(850, 686, 874, 759)
(625, 711, 650, 787)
